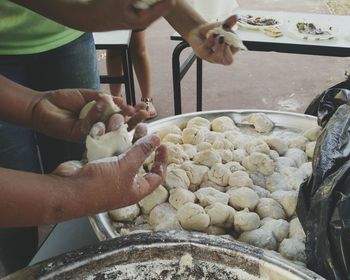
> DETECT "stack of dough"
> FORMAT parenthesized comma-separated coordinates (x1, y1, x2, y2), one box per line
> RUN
(108, 113, 319, 265)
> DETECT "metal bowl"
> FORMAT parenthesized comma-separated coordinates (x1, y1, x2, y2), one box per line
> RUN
(3, 231, 325, 280)
(89, 109, 318, 240)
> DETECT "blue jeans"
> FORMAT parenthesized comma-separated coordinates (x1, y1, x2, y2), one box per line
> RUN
(0, 32, 99, 274)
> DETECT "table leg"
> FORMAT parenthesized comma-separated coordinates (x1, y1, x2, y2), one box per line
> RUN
(121, 47, 135, 106)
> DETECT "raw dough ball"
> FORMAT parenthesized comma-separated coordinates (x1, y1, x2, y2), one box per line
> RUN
(269, 150, 280, 160)
(242, 152, 275, 175)
(138, 185, 169, 214)
(197, 142, 212, 151)
(205, 202, 235, 225)
(207, 163, 231, 186)
(227, 187, 259, 211)
(164, 168, 190, 190)
(218, 149, 234, 163)
(195, 187, 229, 207)
(109, 204, 140, 222)
(212, 139, 234, 150)
(271, 190, 298, 218)
(169, 188, 196, 209)
(182, 144, 197, 159)
(181, 163, 209, 186)
(265, 136, 288, 156)
(299, 162, 312, 178)
(289, 218, 306, 242)
(242, 113, 274, 133)
(275, 157, 297, 171)
(187, 117, 211, 131)
(182, 127, 205, 145)
(228, 171, 253, 188)
(156, 125, 182, 140)
(265, 173, 290, 192)
(177, 203, 210, 231)
(261, 218, 289, 242)
(86, 124, 131, 162)
(229, 134, 252, 150)
(205, 131, 224, 144)
(149, 203, 182, 232)
(303, 126, 321, 141)
(211, 116, 237, 132)
(199, 180, 226, 192)
(79, 94, 121, 121)
(193, 150, 221, 168)
(288, 135, 308, 151)
(246, 139, 270, 155)
(166, 143, 189, 164)
(251, 185, 271, 198)
(285, 148, 307, 167)
(279, 238, 306, 263)
(256, 198, 286, 219)
(163, 133, 183, 144)
(225, 161, 246, 172)
(207, 26, 247, 50)
(232, 149, 248, 163)
(239, 228, 277, 250)
(249, 172, 266, 188)
(234, 210, 260, 232)
(305, 141, 316, 158)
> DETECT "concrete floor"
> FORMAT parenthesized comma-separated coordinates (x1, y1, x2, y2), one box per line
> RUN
(98, 0, 350, 119)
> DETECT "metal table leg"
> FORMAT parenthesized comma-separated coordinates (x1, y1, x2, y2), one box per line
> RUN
(121, 47, 136, 106)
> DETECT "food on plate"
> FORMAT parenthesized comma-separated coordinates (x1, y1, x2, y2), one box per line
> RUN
(238, 15, 280, 29)
(289, 22, 335, 40)
(263, 26, 283, 38)
(103, 113, 320, 264)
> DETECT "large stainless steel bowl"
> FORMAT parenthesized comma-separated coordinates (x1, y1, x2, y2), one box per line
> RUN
(89, 109, 318, 241)
(3, 231, 325, 280)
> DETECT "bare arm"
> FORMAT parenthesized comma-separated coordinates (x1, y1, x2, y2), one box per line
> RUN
(11, 0, 175, 31)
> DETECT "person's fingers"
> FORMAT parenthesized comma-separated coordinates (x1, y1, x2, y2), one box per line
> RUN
(126, 110, 148, 131)
(134, 102, 147, 111)
(146, 144, 168, 182)
(120, 134, 161, 174)
(222, 15, 238, 30)
(78, 100, 107, 138)
(106, 113, 125, 132)
(132, 123, 148, 144)
(89, 122, 106, 138)
(199, 21, 221, 37)
(52, 160, 83, 177)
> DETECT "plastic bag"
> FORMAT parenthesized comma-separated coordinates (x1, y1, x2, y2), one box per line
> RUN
(297, 103, 350, 280)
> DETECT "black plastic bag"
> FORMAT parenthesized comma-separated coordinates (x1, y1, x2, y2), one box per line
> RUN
(297, 103, 350, 280)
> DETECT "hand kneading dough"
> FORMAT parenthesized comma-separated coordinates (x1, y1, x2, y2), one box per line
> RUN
(164, 168, 190, 190)
(207, 27, 247, 50)
(256, 198, 286, 219)
(242, 152, 275, 176)
(239, 229, 277, 250)
(149, 203, 182, 232)
(234, 210, 260, 232)
(86, 124, 131, 162)
(228, 171, 253, 188)
(195, 187, 229, 207)
(242, 113, 274, 133)
(207, 163, 231, 186)
(169, 188, 196, 209)
(109, 204, 140, 222)
(182, 127, 205, 145)
(193, 150, 221, 168)
(79, 95, 121, 121)
(211, 116, 237, 132)
(138, 185, 169, 214)
(205, 202, 235, 225)
(261, 218, 289, 242)
(177, 202, 210, 231)
(227, 187, 259, 211)
(271, 190, 298, 218)
(279, 238, 306, 263)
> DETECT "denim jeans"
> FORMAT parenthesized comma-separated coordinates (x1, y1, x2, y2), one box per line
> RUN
(0, 32, 100, 275)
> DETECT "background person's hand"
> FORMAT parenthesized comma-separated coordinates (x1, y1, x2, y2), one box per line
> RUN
(31, 89, 149, 143)
(187, 15, 240, 65)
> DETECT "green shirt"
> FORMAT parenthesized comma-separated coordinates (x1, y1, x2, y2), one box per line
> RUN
(0, 1, 84, 55)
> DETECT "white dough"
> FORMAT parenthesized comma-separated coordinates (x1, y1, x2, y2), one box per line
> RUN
(205, 131, 224, 144)
(109, 204, 140, 222)
(250, 185, 271, 198)
(232, 149, 248, 163)
(227, 187, 259, 211)
(169, 188, 196, 209)
(225, 161, 246, 172)
(149, 203, 182, 232)
(285, 148, 308, 168)
(289, 218, 306, 242)
(211, 116, 237, 132)
(279, 238, 306, 263)
(182, 144, 197, 159)
(182, 127, 205, 145)
(288, 135, 308, 151)
(241, 113, 274, 133)
(207, 163, 231, 186)
(199, 180, 226, 192)
(271, 190, 298, 218)
(255, 198, 286, 219)
(228, 171, 253, 188)
(218, 149, 234, 164)
(234, 210, 260, 232)
(177, 202, 210, 232)
(205, 202, 235, 225)
(265, 136, 288, 156)
(138, 185, 169, 214)
(86, 123, 131, 162)
(239, 229, 277, 250)
(197, 142, 212, 151)
(246, 139, 270, 155)
(164, 168, 190, 190)
(193, 150, 221, 168)
(261, 218, 289, 242)
(305, 141, 316, 158)
(79, 95, 121, 121)
(186, 117, 211, 131)
(162, 133, 183, 144)
(242, 152, 275, 176)
(166, 142, 189, 164)
(265, 172, 290, 192)
(181, 162, 209, 186)
(195, 187, 229, 207)
(303, 126, 322, 141)
(212, 139, 234, 150)
(156, 125, 182, 140)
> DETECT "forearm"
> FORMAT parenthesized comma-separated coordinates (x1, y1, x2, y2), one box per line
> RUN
(164, 0, 205, 41)
(0, 75, 43, 128)
(0, 167, 92, 227)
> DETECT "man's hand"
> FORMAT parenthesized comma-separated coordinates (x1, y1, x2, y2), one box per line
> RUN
(187, 16, 240, 65)
(31, 89, 149, 143)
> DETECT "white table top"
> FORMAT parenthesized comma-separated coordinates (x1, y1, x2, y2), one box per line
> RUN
(172, 9, 350, 55)
(93, 30, 132, 47)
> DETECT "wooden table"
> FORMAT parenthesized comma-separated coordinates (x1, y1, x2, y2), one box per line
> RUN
(171, 9, 350, 115)
(94, 30, 136, 105)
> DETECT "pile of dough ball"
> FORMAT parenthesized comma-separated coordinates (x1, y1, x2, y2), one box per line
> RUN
(109, 113, 321, 265)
